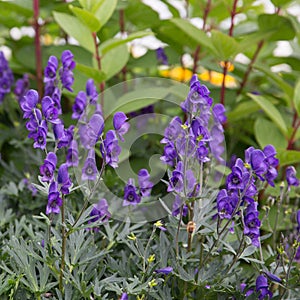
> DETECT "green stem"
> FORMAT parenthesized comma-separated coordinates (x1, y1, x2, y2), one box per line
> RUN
(59, 195, 66, 293)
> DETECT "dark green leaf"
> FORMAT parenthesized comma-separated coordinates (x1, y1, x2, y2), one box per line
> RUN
(76, 63, 106, 83)
(277, 150, 300, 166)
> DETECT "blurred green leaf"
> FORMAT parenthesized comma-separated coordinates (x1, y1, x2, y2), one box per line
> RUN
(69, 5, 101, 32)
(211, 30, 240, 61)
(270, 0, 290, 7)
(227, 100, 260, 121)
(76, 63, 106, 83)
(277, 150, 300, 166)
(53, 11, 94, 53)
(92, 0, 117, 30)
(254, 118, 288, 150)
(248, 93, 288, 136)
(258, 14, 296, 41)
(78, 0, 95, 11)
(293, 79, 300, 117)
(0, 1, 32, 17)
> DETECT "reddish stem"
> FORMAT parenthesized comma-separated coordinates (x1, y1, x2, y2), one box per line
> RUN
(229, 0, 238, 37)
(237, 40, 264, 95)
(92, 32, 105, 107)
(33, 0, 43, 98)
(287, 118, 300, 150)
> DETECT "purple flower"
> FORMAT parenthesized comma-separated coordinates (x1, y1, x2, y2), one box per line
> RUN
(123, 178, 141, 206)
(286, 166, 299, 187)
(14, 74, 29, 101)
(263, 144, 278, 168)
(212, 103, 227, 124)
(59, 50, 75, 92)
(0, 51, 14, 103)
(44, 56, 58, 82)
(101, 130, 121, 168)
(161, 116, 184, 144)
(66, 140, 79, 167)
(113, 112, 130, 142)
(245, 148, 268, 179)
(217, 189, 239, 219)
(120, 293, 128, 300)
(86, 79, 98, 104)
(61, 50, 76, 70)
(154, 266, 173, 275)
(256, 275, 272, 300)
(82, 149, 98, 181)
(72, 91, 87, 119)
(244, 202, 261, 247)
(41, 96, 60, 124)
(265, 272, 281, 283)
(167, 161, 184, 193)
(40, 152, 57, 182)
(58, 163, 72, 195)
(156, 47, 168, 65)
(32, 120, 48, 150)
(160, 142, 178, 166)
(46, 181, 62, 214)
(20, 89, 39, 118)
(296, 210, 300, 230)
(226, 158, 247, 190)
(89, 198, 110, 231)
(172, 195, 188, 217)
(191, 118, 210, 141)
(138, 169, 153, 197)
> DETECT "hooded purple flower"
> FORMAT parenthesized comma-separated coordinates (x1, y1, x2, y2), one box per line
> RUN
(286, 166, 299, 187)
(245, 148, 268, 179)
(46, 181, 62, 214)
(123, 178, 141, 206)
(138, 169, 153, 196)
(40, 152, 57, 182)
(167, 161, 184, 193)
(32, 120, 48, 150)
(72, 91, 87, 120)
(265, 272, 281, 283)
(14, 74, 29, 101)
(41, 96, 60, 124)
(82, 149, 98, 181)
(20, 89, 39, 119)
(120, 293, 128, 300)
(101, 130, 121, 168)
(172, 195, 188, 217)
(263, 144, 278, 168)
(86, 79, 98, 104)
(58, 163, 72, 195)
(244, 202, 261, 247)
(66, 140, 79, 167)
(160, 142, 178, 166)
(59, 50, 75, 92)
(44, 56, 58, 83)
(161, 116, 184, 144)
(154, 266, 173, 275)
(217, 189, 239, 219)
(0, 51, 14, 103)
(226, 158, 248, 190)
(89, 198, 110, 231)
(212, 103, 227, 124)
(256, 275, 272, 300)
(156, 47, 168, 65)
(113, 112, 130, 142)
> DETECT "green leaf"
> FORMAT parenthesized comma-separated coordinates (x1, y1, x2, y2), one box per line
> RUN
(254, 118, 288, 150)
(227, 100, 261, 121)
(253, 63, 294, 104)
(169, 18, 212, 50)
(277, 150, 300, 166)
(271, 0, 290, 8)
(101, 44, 129, 81)
(0, 1, 32, 17)
(258, 14, 296, 41)
(76, 63, 106, 83)
(92, 0, 117, 30)
(99, 31, 153, 56)
(211, 30, 240, 61)
(248, 93, 288, 136)
(78, 0, 96, 10)
(293, 79, 300, 117)
(53, 11, 94, 53)
(69, 5, 101, 32)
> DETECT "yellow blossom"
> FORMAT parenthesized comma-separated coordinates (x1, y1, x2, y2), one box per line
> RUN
(198, 70, 237, 88)
(159, 66, 193, 82)
(154, 220, 163, 228)
(147, 254, 155, 263)
(148, 279, 157, 288)
(181, 124, 188, 130)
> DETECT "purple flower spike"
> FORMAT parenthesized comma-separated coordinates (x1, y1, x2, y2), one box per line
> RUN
(123, 178, 141, 206)
(40, 152, 57, 182)
(256, 275, 272, 300)
(286, 166, 299, 187)
(82, 149, 98, 181)
(113, 112, 130, 142)
(46, 181, 62, 215)
(138, 169, 153, 197)
(154, 266, 173, 275)
(58, 163, 72, 194)
(20, 89, 39, 118)
(120, 293, 128, 300)
(244, 202, 261, 247)
(72, 91, 87, 120)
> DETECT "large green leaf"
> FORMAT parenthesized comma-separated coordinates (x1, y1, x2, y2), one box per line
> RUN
(293, 79, 300, 117)
(277, 150, 300, 166)
(53, 11, 94, 53)
(211, 30, 240, 61)
(69, 5, 101, 32)
(99, 31, 153, 56)
(227, 100, 260, 121)
(253, 63, 294, 104)
(92, 0, 117, 30)
(248, 93, 288, 136)
(258, 14, 296, 41)
(254, 118, 288, 150)
(101, 44, 129, 81)
(0, 1, 32, 17)
(76, 63, 106, 83)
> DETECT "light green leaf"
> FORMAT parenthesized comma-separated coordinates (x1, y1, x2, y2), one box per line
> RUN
(76, 63, 106, 83)
(227, 100, 260, 121)
(69, 5, 101, 32)
(99, 31, 153, 56)
(0, 1, 32, 17)
(93, 0, 117, 30)
(277, 150, 300, 166)
(101, 44, 129, 81)
(253, 63, 293, 104)
(293, 79, 300, 117)
(78, 0, 96, 10)
(211, 30, 240, 61)
(254, 118, 288, 150)
(53, 11, 94, 53)
(248, 93, 288, 136)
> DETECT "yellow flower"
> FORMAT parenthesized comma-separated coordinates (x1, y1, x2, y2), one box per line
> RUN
(181, 124, 189, 130)
(154, 220, 163, 228)
(148, 279, 158, 288)
(41, 33, 53, 46)
(147, 254, 155, 263)
(198, 71, 237, 88)
(159, 66, 193, 82)
(137, 295, 145, 300)
(220, 61, 234, 72)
